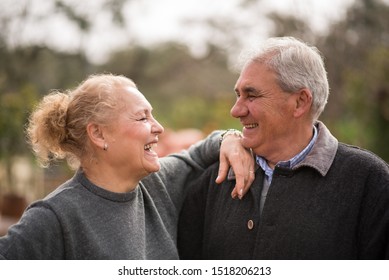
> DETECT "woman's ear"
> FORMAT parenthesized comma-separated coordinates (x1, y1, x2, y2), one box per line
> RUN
(86, 122, 106, 150)
(294, 88, 313, 118)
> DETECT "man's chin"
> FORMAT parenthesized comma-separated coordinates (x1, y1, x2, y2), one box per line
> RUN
(241, 138, 253, 149)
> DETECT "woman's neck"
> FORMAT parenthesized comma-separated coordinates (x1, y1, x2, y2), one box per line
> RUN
(80, 162, 140, 193)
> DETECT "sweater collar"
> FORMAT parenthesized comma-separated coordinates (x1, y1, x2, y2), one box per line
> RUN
(75, 169, 139, 202)
(294, 121, 338, 176)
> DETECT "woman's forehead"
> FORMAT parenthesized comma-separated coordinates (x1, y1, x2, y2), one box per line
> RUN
(121, 86, 152, 110)
(125, 86, 142, 97)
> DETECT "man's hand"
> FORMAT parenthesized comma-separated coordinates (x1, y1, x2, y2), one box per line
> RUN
(216, 130, 255, 199)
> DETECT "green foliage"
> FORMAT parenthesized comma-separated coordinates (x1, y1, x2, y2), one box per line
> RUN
(317, 0, 389, 161)
(340, 46, 389, 158)
(0, 45, 94, 158)
(0, 85, 39, 157)
(0, 0, 388, 199)
(0, 0, 388, 165)
(0, 84, 40, 191)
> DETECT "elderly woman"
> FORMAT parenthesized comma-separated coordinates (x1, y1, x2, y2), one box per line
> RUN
(0, 74, 253, 259)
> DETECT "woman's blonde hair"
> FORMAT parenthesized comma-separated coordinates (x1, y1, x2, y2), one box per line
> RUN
(27, 73, 136, 169)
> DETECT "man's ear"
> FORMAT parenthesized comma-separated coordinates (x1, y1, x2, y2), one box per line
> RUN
(294, 88, 313, 118)
(86, 122, 106, 150)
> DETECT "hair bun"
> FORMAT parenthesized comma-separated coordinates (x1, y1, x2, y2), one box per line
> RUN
(27, 91, 70, 166)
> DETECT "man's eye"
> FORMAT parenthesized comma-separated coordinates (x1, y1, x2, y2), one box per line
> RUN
(138, 117, 148, 122)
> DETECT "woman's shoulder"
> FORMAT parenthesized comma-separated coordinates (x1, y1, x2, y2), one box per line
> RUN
(30, 174, 85, 214)
(43, 175, 80, 200)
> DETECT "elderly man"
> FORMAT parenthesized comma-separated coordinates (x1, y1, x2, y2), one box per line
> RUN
(178, 37, 389, 260)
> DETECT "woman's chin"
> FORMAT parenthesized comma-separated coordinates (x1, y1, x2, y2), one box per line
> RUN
(150, 163, 161, 173)
(143, 150, 161, 173)
(145, 160, 161, 174)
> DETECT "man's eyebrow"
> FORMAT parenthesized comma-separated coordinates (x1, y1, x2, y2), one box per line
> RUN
(236, 86, 261, 94)
(244, 86, 257, 93)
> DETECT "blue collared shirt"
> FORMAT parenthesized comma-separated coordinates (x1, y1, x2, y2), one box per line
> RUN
(256, 126, 318, 184)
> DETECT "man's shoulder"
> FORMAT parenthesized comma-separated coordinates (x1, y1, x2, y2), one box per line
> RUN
(337, 143, 388, 169)
(335, 143, 389, 185)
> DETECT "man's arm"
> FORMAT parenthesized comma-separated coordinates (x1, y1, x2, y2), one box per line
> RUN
(358, 158, 389, 259)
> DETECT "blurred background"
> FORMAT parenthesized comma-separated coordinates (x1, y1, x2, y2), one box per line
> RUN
(1, 0, 389, 234)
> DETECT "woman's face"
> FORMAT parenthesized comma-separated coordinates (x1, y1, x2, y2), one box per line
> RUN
(104, 86, 164, 180)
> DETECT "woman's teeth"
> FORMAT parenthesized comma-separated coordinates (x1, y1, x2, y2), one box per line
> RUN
(144, 144, 155, 151)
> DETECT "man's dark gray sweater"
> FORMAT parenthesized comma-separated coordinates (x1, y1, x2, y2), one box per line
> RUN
(178, 122, 389, 259)
(0, 131, 222, 259)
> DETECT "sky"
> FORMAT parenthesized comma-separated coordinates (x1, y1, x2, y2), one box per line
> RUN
(126, 0, 354, 44)
(4, 0, 357, 63)
(91, 0, 356, 63)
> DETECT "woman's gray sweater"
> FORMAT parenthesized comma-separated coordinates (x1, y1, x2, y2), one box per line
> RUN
(0, 131, 221, 259)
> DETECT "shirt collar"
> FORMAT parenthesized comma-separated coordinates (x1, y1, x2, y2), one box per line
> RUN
(278, 125, 318, 168)
(256, 125, 318, 182)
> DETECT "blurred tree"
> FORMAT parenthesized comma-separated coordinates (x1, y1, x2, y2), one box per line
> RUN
(100, 42, 238, 130)
(252, 0, 389, 161)
(267, 12, 315, 43)
(0, 0, 388, 201)
(0, 46, 92, 93)
(0, 85, 39, 192)
(0, 0, 104, 194)
(318, 0, 389, 161)
(0, 46, 95, 166)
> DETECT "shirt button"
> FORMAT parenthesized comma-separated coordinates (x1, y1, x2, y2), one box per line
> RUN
(247, 219, 254, 230)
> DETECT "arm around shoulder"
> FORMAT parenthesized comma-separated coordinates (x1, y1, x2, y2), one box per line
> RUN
(180, 130, 222, 170)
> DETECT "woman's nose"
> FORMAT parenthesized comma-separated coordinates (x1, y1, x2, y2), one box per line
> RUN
(153, 118, 164, 134)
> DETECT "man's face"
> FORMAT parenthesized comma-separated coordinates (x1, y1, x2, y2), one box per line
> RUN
(231, 62, 298, 162)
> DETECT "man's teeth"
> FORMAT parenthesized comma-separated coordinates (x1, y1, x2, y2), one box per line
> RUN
(245, 124, 258, 128)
